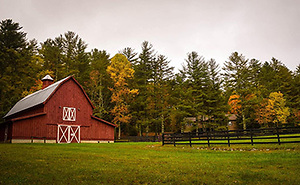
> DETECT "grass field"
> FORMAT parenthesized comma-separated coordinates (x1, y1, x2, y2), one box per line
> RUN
(0, 142, 299, 184)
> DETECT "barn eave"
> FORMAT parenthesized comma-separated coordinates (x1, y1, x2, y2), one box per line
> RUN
(91, 115, 117, 127)
(11, 112, 47, 122)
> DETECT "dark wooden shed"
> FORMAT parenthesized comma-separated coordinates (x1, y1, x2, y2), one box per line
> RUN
(0, 75, 116, 143)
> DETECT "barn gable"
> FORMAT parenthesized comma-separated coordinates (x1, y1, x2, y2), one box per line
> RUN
(44, 77, 95, 126)
(4, 76, 94, 119)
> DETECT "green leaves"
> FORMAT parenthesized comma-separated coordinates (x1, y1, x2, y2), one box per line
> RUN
(0, 19, 38, 121)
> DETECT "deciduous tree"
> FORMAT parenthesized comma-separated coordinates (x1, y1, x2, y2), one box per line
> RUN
(107, 54, 138, 139)
(268, 92, 290, 126)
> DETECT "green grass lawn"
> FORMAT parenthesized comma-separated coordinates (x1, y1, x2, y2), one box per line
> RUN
(0, 142, 299, 185)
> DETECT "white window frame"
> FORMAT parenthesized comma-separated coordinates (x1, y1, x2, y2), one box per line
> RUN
(63, 107, 76, 121)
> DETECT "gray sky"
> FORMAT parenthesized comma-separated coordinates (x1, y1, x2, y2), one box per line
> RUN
(1, 0, 299, 71)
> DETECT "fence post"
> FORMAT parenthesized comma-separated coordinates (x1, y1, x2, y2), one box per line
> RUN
(189, 132, 192, 147)
(227, 129, 230, 147)
(250, 129, 253, 146)
(162, 133, 165, 146)
(276, 127, 281, 145)
(206, 130, 210, 147)
(173, 134, 176, 147)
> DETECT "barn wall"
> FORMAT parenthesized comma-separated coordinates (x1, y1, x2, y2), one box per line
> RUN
(45, 79, 93, 128)
(81, 119, 115, 141)
(228, 121, 238, 130)
(45, 78, 115, 141)
(11, 115, 47, 139)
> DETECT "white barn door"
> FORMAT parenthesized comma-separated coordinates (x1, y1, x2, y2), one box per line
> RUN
(57, 125, 80, 143)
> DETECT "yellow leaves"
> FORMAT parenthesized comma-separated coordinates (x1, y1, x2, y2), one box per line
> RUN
(107, 54, 134, 81)
(107, 54, 139, 125)
(268, 92, 290, 125)
(130, 89, 139, 95)
(255, 91, 290, 126)
(255, 98, 273, 125)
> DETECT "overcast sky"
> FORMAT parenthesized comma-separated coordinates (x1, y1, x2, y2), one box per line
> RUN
(1, 0, 299, 71)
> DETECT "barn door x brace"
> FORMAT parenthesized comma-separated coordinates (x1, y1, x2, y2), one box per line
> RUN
(57, 125, 80, 143)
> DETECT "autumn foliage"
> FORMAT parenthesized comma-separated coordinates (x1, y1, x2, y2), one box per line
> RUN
(228, 93, 241, 114)
(107, 54, 138, 138)
(2, 19, 300, 135)
(255, 92, 290, 127)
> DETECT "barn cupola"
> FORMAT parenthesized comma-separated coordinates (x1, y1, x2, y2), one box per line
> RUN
(41, 75, 54, 89)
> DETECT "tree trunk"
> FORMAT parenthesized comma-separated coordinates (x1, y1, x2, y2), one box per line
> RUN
(118, 125, 121, 139)
(99, 78, 103, 117)
(146, 125, 149, 137)
(139, 124, 142, 137)
(242, 114, 246, 130)
(161, 114, 164, 134)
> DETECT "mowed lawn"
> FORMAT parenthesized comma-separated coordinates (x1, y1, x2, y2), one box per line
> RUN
(0, 143, 299, 185)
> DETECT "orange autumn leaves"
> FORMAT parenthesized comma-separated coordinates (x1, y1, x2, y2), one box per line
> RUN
(228, 91, 290, 127)
(228, 94, 241, 114)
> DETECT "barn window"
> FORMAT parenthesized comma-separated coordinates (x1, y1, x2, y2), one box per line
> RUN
(63, 107, 76, 121)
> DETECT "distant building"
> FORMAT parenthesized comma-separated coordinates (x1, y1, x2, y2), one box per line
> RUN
(226, 114, 238, 130)
(0, 75, 116, 143)
(182, 114, 238, 132)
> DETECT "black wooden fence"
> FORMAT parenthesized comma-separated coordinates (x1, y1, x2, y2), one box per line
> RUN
(162, 126, 300, 147)
(115, 135, 161, 142)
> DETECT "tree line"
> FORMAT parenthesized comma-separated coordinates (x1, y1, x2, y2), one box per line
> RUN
(1, 19, 299, 137)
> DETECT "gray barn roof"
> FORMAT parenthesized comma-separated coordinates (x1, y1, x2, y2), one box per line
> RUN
(4, 76, 70, 119)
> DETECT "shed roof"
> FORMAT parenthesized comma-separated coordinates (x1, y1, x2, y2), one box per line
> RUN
(227, 114, 237, 121)
(4, 76, 69, 119)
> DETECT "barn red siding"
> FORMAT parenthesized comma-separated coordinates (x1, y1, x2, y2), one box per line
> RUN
(2, 76, 115, 143)
(45, 79, 93, 127)
(11, 115, 46, 139)
(44, 78, 115, 141)
(85, 119, 115, 141)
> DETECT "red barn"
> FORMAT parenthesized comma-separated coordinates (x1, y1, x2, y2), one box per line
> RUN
(0, 75, 116, 143)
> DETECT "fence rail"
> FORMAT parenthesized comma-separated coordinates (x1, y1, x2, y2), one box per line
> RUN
(162, 126, 300, 147)
(115, 136, 161, 142)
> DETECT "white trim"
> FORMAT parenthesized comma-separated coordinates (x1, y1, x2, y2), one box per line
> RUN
(57, 125, 80, 143)
(63, 107, 76, 121)
(11, 139, 56, 143)
(81, 140, 114, 143)
(10, 139, 113, 144)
